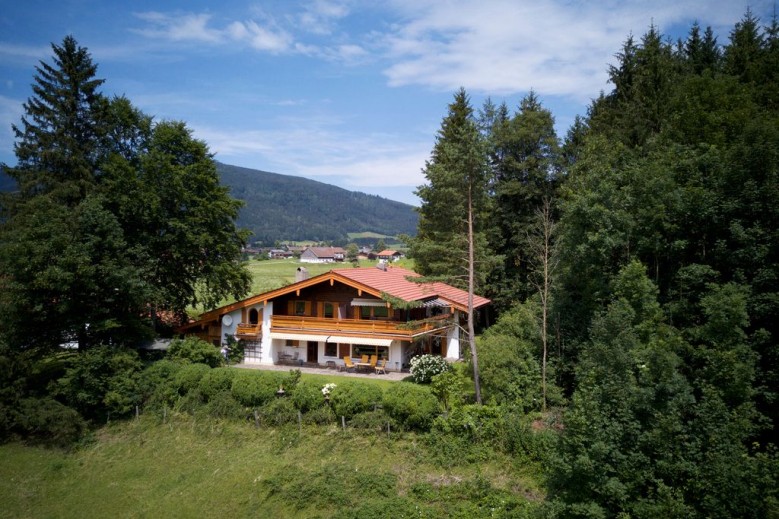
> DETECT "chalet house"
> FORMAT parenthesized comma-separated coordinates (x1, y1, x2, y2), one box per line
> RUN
(377, 249, 404, 262)
(268, 249, 294, 259)
(299, 246, 346, 263)
(178, 266, 490, 371)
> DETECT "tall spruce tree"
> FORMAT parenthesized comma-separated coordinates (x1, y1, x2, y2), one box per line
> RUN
(409, 88, 495, 403)
(486, 92, 560, 311)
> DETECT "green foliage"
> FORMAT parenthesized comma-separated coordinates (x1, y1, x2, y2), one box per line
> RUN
(53, 345, 143, 420)
(289, 378, 327, 413)
(138, 360, 182, 410)
(477, 302, 550, 410)
(409, 88, 496, 292)
(13, 397, 86, 448)
(255, 397, 298, 427)
(328, 380, 383, 420)
(173, 363, 211, 395)
(409, 354, 451, 384)
(230, 370, 284, 407)
(0, 37, 251, 350)
(381, 382, 439, 431)
(197, 367, 236, 401)
(430, 369, 467, 413)
(166, 336, 223, 367)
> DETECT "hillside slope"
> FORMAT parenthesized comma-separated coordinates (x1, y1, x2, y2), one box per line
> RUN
(0, 163, 419, 245)
(217, 163, 418, 245)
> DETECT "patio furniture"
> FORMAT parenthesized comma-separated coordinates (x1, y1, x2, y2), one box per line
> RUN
(360, 354, 369, 364)
(375, 359, 387, 375)
(325, 360, 337, 370)
(343, 356, 356, 372)
(369, 355, 378, 370)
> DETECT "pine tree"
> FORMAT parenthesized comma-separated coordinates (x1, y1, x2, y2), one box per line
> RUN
(6, 35, 105, 205)
(409, 88, 495, 403)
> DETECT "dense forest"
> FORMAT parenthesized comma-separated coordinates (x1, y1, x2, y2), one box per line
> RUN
(409, 10, 779, 517)
(1, 10, 778, 519)
(217, 162, 418, 245)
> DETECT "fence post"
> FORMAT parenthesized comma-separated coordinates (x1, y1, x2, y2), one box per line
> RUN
(254, 409, 260, 428)
(297, 411, 302, 432)
(341, 416, 346, 430)
(136, 405, 139, 419)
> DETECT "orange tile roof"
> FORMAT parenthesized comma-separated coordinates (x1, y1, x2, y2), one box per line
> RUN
(333, 267, 490, 310)
(194, 266, 490, 322)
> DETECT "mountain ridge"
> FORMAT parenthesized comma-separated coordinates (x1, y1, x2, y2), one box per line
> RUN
(216, 162, 417, 245)
(0, 163, 419, 245)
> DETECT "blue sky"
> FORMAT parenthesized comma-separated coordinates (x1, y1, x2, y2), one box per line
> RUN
(0, 0, 773, 205)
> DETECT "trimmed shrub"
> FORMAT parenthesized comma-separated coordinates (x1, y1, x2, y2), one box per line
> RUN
(231, 370, 284, 407)
(138, 360, 182, 409)
(174, 363, 211, 395)
(382, 382, 439, 431)
(198, 367, 236, 401)
(167, 336, 223, 367)
(409, 354, 451, 384)
(290, 379, 327, 413)
(328, 381, 383, 420)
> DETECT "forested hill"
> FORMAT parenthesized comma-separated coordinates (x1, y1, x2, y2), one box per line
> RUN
(216, 162, 418, 245)
(0, 162, 418, 244)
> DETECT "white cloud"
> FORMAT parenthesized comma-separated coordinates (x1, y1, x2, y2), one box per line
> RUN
(134, 12, 224, 43)
(298, 0, 351, 35)
(379, 0, 766, 101)
(192, 120, 431, 193)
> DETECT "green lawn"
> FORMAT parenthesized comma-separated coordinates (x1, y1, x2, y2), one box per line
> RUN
(0, 417, 542, 518)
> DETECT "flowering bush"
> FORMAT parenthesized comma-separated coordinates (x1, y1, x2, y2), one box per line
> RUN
(321, 383, 337, 397)
(409, 354, 451, 384)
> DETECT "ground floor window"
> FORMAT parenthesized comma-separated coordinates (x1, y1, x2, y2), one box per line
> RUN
(351, 344, 389, 360)
(324, 342, 337, 357)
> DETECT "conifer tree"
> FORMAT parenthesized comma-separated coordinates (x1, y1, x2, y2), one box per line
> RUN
(409, 88, 494, 403)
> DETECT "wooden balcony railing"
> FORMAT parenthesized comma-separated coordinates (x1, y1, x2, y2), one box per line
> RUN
(236, 322, 261, 338)
(271, 314, 450, 339)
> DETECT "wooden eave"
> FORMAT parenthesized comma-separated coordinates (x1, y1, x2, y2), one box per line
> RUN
(196, 270, 388, 322)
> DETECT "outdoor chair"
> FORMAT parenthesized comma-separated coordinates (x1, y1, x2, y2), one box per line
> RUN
(375, 359, 387, 375)
(369, 355, 378, 370)
(360, 354, 369, 364)
(343, 356, 356, 372)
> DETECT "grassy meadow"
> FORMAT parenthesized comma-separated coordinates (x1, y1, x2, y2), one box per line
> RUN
(243, 258, 417, 296)
(0, 406, 543, 519)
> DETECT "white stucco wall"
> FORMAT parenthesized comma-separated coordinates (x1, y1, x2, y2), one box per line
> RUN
(446, 310, 461, 360)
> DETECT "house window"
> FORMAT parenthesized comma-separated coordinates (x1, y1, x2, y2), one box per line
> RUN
(295, 301, 306, 315)
(352, 344, 389, 360)
(324, 302, 334, 318)
(325, 342, 337, 357)
(286, 339, 299, 347)
(360, 305, 389, 319)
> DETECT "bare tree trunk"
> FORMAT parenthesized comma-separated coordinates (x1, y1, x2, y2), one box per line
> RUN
(467, 184, 482, 405)
(530, 198, 557, 412)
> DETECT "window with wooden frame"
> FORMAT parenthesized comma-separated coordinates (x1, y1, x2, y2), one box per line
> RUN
(287, 300, 311, 316)
(359, 305, 390, 320)
(324, 342, 337, 357)
(317, 301, 337, 319)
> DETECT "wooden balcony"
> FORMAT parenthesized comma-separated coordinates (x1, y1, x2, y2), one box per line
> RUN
(270, 314, 450, 340)
(236, 322, 261, 339)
